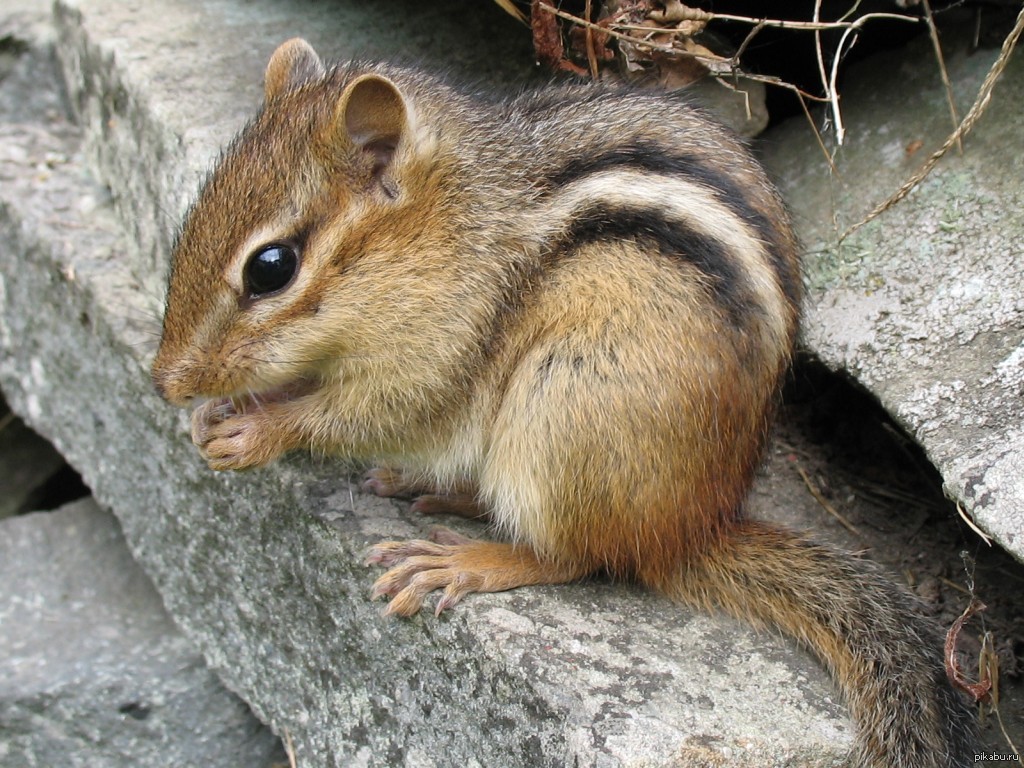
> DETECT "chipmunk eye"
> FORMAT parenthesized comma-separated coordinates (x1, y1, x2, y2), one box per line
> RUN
(245, 244, 298, 297)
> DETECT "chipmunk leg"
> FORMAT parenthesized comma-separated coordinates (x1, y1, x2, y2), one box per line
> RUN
(366, 529, 585, 616)
(362, 468, 486, 519)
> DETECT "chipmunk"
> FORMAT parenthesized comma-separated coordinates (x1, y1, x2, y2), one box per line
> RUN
(151, 38, 978, 767)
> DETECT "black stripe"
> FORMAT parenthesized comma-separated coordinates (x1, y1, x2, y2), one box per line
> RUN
(544, 141, 801, 311)
(554, 204, 753, 326)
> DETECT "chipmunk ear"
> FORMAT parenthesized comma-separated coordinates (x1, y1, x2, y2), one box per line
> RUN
(264, 38, 325, 100)
(335, 74, 410, 175)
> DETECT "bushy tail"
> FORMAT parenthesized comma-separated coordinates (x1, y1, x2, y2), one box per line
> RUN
(650, 519, 979, 768)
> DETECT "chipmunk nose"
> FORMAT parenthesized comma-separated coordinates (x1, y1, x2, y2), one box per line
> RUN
(151, 367, 175, 403)
(151, 372, 169, 401)
(150, 361, 192, 408)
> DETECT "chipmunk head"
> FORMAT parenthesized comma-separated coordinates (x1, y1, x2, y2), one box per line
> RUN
(152, 39, 447, 407)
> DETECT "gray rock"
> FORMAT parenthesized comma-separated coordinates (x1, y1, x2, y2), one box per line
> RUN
(0, 2, 857, 766)
(0, 498, 284, 767)
(762, 14, 1024, 563)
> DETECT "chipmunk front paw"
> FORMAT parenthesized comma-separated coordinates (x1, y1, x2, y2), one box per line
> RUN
(365, 529, 492, 617)
(191, 398, 287, 471)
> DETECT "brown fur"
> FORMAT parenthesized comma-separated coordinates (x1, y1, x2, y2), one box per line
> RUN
(152, 39, 977, 766)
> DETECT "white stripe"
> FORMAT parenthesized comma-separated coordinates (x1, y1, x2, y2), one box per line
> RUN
(534, 169, 788, 345)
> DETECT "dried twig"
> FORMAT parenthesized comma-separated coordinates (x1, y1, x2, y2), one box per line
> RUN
(733, 19, 765, 64)
(533, 2, 920, 162)
(796, 465, 862, 536)
(545, 4, 921, 72)
(951, 558, 1020, 759)
(285, 729, 297, 768)
(841, 3, 1024, 241)
(491, 0, 528, 24)
(938, 576, 972, 596)
(534, 1, 840, 168)
(922, 0, 963, 153)
(614, 7, 920, 33)
(794, 87, 839, 175)
(956, 500, 994, 546)
(822, 9, 922, 146)
(813, 1, 833, 140)
(584, 0, 599, 79)
(993, 692, 1022, 760)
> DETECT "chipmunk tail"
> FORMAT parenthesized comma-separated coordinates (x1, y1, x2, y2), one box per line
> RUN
(646, 518, 979, 768)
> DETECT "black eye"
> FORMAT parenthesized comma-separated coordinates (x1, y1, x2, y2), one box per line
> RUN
(245, 244, 299, 296)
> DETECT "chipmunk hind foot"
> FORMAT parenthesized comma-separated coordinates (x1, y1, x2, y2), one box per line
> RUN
(362, 467, 485, 518)
(366, 529, 588, 617)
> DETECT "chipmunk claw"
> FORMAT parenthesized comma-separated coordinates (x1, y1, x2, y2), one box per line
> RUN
(366, 529, 486, 616)
(360, 467, 412, 498)
(191, 397, 237, 447)
(364, 530, 455, 567)
(190, 398, 284, 471)
(434, 571, 484, 614)
(366, 529, 577, 617)
(362, 469, 487, 519)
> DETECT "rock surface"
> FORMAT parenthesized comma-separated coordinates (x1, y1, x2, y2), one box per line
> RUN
(763, 15, 1024, 562)
(0, 2, 858, 766)
(0, 498, 285, 767)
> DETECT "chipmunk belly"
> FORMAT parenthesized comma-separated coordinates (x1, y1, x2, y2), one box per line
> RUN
(478, 238, 779, 576)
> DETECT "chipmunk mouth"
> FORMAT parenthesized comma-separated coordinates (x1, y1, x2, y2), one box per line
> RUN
(215, 375, 322, 413)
